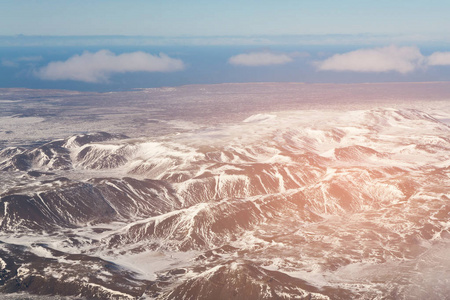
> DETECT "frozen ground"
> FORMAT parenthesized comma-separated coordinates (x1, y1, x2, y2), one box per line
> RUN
(0, 82, 449, 299)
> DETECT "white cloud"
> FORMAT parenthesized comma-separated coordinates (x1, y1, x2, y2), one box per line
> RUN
(1, 59, 17, 67)
(427, 52, 450, 66)
(36, 50, 185, 83)
(228, 51, 294, 66)
(2, 56, 42, 68)
(316, 46, 425, 73)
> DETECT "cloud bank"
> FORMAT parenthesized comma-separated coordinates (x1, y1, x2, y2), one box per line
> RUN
(228, 51, 294, 66)
(427, 52, 450, 66)
(317, 46, 425, 73)
(36, 50, 185, 83)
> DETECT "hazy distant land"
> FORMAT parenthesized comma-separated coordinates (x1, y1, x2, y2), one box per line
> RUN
(1, 82, 449, 147)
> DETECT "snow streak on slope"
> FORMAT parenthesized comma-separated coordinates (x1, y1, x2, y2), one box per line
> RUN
(0, 103, 449, 299)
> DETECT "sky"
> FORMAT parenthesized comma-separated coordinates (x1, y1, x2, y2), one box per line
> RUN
(1, 1, 450, 91)
(1, 0, 450, 37)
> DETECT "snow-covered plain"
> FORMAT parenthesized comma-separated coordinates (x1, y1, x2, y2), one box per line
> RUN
(0, 82, 449, 299)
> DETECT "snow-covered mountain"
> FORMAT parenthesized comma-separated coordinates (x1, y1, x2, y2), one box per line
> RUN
(0, 84, 449, 299)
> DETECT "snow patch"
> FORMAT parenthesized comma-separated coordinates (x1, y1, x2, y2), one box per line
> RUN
(243, 114, 276, 123)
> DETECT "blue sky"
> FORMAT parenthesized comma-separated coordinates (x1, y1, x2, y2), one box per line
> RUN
(2, 1, 450, 91)
(1, 0, 450, 37)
